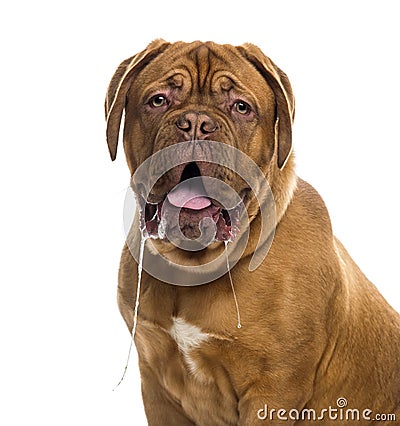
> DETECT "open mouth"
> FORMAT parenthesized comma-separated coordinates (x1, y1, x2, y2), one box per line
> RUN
(139, 162, 244, 244)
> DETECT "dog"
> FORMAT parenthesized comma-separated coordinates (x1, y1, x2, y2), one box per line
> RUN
(105, 40, 400, 425)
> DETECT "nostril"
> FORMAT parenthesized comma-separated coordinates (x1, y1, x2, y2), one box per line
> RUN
(176, 116, 192, 132)
(200, 120, 217, 134)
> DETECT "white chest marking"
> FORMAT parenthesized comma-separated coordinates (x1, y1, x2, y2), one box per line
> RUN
(169, 317, 210, 352)
(169, 317, 210, 377)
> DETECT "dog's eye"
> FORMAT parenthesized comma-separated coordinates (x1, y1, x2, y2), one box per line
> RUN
(149, 94, 168, 108)
(233, 101, 251, 115)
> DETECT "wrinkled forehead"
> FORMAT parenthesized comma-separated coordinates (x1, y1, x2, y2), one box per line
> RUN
(133, 41, 273, 98)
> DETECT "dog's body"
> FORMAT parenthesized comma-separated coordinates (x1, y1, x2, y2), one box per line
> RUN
(106, 41, 400, 425)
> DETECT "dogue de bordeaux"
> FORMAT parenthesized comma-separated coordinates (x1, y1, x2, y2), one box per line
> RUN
(105, 40, 400, 425)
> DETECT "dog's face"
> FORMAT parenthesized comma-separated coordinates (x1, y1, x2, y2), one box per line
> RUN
(105, 40, 295, 260)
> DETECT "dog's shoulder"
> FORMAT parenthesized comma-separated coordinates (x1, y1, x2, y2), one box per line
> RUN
(279, 177, 334, 241)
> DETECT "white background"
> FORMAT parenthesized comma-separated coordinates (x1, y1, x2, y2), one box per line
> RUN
(1, 1, 399, 424)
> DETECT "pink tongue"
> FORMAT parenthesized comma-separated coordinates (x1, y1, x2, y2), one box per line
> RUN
(167, 183, 211, 210)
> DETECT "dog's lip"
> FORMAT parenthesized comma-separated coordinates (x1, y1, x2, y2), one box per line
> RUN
(139, 190, 244, 242)
(141, 186, 250, 210)
(142, 193, 244, 211)
(146, 193, 164, 205)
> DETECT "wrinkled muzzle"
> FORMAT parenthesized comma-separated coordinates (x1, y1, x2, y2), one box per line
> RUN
(141, 167, 244, 248)
(131, 140, 253, 250)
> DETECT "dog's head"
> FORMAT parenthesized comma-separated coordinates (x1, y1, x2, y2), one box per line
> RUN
(105, 40, 296, 261)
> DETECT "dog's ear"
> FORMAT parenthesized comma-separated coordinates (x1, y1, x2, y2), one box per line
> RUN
(236, 44, 295, 170)
(105, 39, 170, 161)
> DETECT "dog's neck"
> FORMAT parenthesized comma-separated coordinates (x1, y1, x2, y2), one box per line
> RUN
(240, 154, 297, 262)
(270, 153, 298, 225)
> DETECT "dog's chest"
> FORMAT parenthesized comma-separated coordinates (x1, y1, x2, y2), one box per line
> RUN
(169, 317, 211, 377)
(139, 316, 239, 425)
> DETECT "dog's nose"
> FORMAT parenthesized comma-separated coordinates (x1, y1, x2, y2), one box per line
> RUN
(176, 112, 218, 140)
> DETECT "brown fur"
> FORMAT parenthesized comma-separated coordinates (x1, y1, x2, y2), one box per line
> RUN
(106, 40, 400, 425)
